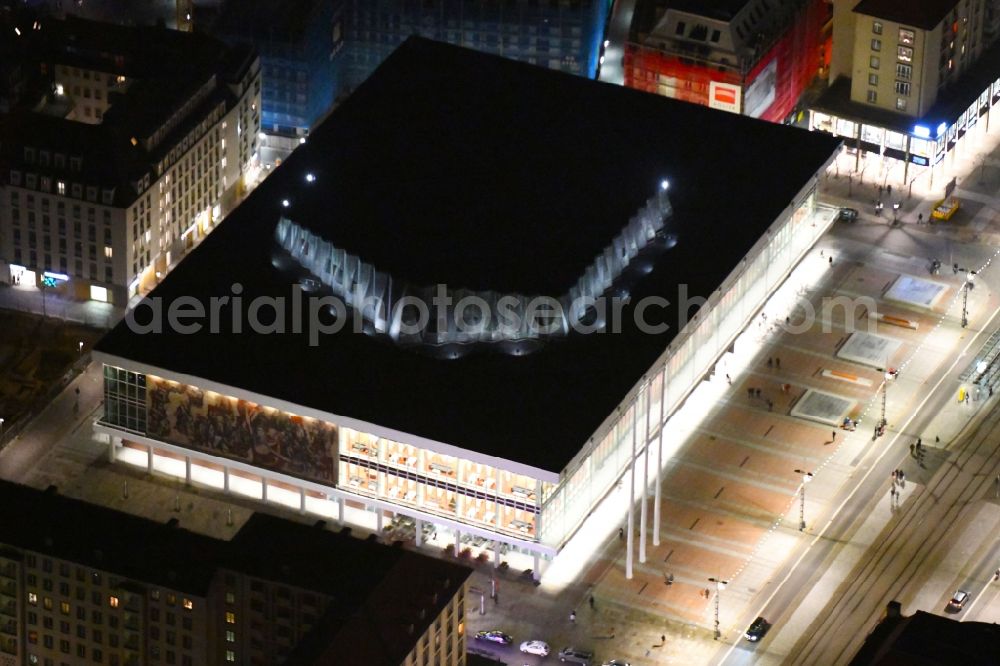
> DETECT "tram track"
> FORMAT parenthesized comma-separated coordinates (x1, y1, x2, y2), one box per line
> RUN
(786, 393, 1000, 665)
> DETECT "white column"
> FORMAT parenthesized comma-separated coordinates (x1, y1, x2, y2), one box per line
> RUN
(184, 457, 192, 485)
(626, 404, 636, 580)
(261, 477, 268, 501)
(223, 467, 230, 493)
(299, 488, 307, 514)
(533, 552, 541, 582)
(147, 445, 155, 474)
(376, 507, 384, 532)
(415, 519, 423, 547)
(640, 389, 649, 564)
(338, 498, 345, 523)
(654, 365, 666, 547)
(455, 529, 462, 555)
(493, 539, 501, 568)
(107, 437, 118, 463)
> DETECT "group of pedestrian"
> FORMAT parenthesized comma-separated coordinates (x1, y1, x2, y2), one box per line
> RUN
(766, 357, 782, 369)
(891, 468, 906, 489)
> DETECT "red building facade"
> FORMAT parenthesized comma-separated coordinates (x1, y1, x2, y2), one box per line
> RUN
(625, 0, 825, 123)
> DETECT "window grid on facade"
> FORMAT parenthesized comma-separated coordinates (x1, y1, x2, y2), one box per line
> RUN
(102, 366, 147, 433)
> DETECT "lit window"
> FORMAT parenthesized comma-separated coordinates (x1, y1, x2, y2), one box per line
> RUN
(28, 592, 37, 605)
(109, 596, 119, 608)
(182, 598, 193, 610)
(896, 98, 907, 111)
(897, 46, 913, 62)
(868, 73, 878, 85)
(899, 28, 915, 45)
(226, 630, 235, 643)
(225, 592, 235, 604)
(873, 21, 883, 35)
(871, 38, 881, 51)
(870, 55, 880, 69)
(867, 89, 878, 103)
(226, 650, 235, 662)
(225, 612, 235, 624)
(57, 181, 65, 195)
(60, 602, 69, 614)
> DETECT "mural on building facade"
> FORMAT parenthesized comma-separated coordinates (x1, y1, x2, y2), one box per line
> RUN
(147, 377, 337, 483)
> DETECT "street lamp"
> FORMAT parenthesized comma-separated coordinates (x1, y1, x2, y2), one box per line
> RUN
(962, 271, 976, 328)
(892, 201, 901, 224)
(0, 417, 5, 437)
(708, 577, 728, 640)
(77, 341, 83, 356)
(794, 469, 814, 530)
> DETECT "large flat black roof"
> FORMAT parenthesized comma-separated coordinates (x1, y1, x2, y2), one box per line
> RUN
(96, 37, 839, 475)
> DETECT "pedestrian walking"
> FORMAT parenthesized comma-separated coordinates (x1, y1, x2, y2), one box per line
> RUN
(618, 527, 624, 541)
(661, 634, 666, 644)
(832, 430, 837, 441)
(916, 437, 922, 450)
(829, 256, 833, 266)
(892, 470, 897, 481)
(909, 443, 915, 456)
(589, 596, 595, 609)
(726, 373, 732, 385)
(918, 213, 924, 224)
(570, 610, 576, 623)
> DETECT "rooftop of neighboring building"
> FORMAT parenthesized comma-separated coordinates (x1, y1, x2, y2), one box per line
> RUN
(211, 0, 331, 43)
(0, 11, 257, 203)
(0, 481, 220, 595)
(95, 37, 840, 475)
(850, 604, 1000, 666)
(0, 480, 472, 652)
(852, 0, 959, 31)
(0, 111, 146, 206)
(666, 0, 756, 21)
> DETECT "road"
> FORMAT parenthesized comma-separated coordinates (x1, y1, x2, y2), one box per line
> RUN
(717, 290, 1000, 664)
(597, 0, 637, 85)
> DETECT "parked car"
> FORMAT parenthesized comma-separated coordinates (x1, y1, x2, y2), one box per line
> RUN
(744, 616, 771, 642)
(520, 640, 550, 657)
(558, 646, 594, 664)
(946, 589, 969, 612)
(602, 660, 632, 666)
(474, 630, 512, 645)
(931, 197, 960, 220)
(837, 207, 859, 222)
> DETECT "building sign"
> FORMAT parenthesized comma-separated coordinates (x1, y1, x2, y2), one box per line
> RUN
(745, 58, 777, 118)
(708, 81, 741, 113)
(146, 377, 338, 483)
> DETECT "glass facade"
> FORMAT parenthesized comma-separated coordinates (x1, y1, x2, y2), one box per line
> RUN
(343, 0, 611, 92)
(338, 428, 540, 539)
(538, 186, 826, 549)
(103, 365, 147, 434)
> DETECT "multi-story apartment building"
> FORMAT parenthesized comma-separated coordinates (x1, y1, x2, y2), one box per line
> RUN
(812, 0, 1000, 181)
(624, 0, 826, 122)
(342, 0, 612, 90)
(842, 0, 988, 116)
(0, 480, 471, 666)
(205, 0, 346, 169)
(0, 13, 261, 305)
